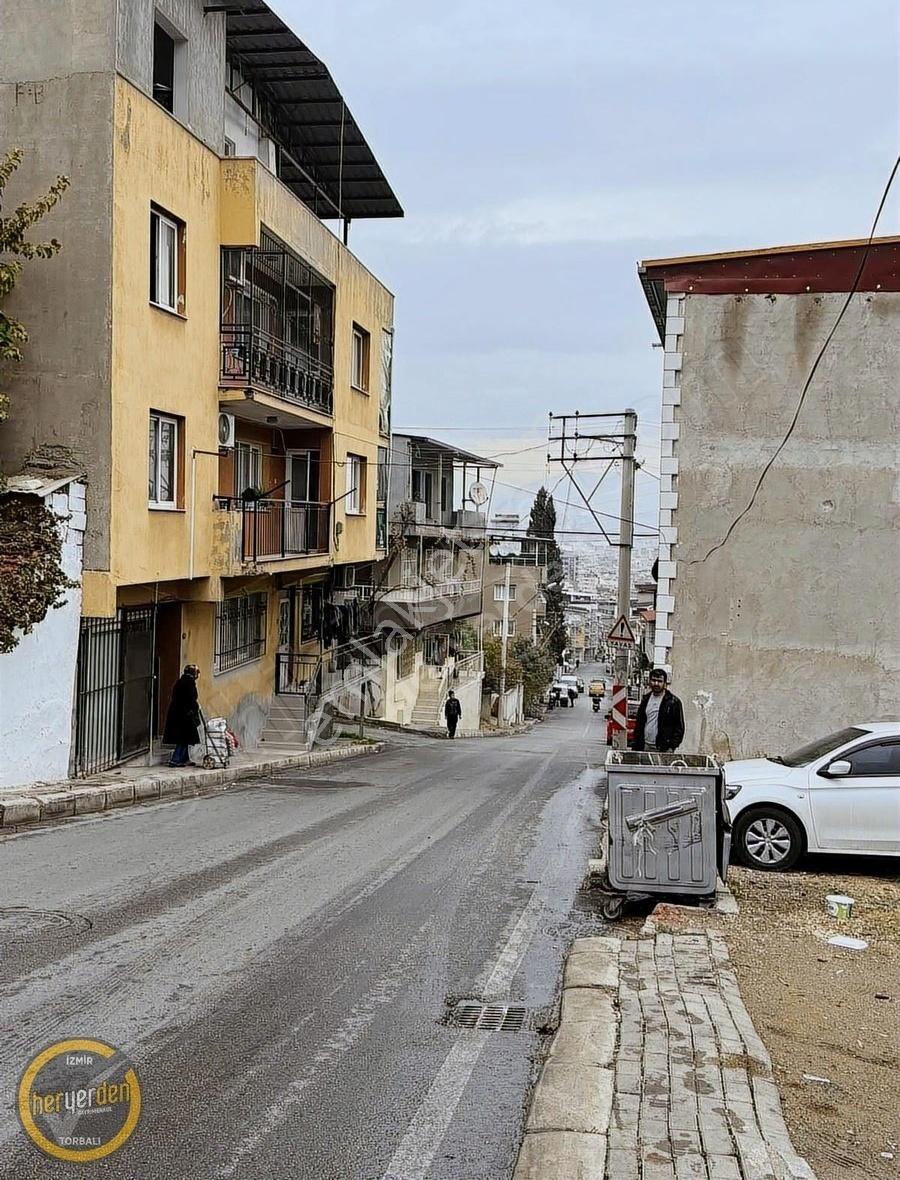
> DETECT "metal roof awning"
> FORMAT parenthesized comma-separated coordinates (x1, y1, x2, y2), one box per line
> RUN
(212, 2, 403, 221)
(398, 434, 501, 469)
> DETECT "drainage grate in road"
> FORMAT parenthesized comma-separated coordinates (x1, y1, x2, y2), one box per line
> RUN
(451, 1001, 529, 1033)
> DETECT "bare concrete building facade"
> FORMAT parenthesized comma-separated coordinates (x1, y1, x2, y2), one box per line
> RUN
(639, 238, 900, 757)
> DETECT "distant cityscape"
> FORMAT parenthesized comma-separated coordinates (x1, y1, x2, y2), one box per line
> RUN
(559, 540, 657, 596)
(489, 513, 657, 603)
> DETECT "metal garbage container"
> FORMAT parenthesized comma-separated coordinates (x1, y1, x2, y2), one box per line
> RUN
(604, 751, 726, 900)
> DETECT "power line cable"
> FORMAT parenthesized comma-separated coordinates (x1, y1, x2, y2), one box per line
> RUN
(493, 476, 660, 533)
(396, 425, 549, 433)
(693, 154, 900, 566)
(483, 442, 547, 458)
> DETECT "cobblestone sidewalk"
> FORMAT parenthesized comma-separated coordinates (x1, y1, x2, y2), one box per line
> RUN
(612, 932, 816, 1180)
(513, 931, 816, 1180)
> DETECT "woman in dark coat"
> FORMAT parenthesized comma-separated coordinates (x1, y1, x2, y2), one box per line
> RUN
(164, 664, 201, 767)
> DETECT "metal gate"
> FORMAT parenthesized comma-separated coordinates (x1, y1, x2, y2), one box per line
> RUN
(74, 607, 156, 776)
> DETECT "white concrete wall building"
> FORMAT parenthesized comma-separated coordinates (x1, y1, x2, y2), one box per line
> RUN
(639, 238, 900, 758)
(0, 477, 86, 790)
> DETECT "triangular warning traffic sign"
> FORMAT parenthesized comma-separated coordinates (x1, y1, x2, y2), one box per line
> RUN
(607, 614, 636, 644)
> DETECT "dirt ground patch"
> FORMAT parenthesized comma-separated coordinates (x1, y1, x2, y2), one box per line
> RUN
(725, 861, 900, 1180)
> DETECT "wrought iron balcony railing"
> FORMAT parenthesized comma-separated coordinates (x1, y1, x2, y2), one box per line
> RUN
(216, 497, 331, 563)
(220, 323, 334, 415)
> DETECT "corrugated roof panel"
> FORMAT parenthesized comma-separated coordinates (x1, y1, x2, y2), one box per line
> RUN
(222, 3, 403, 220)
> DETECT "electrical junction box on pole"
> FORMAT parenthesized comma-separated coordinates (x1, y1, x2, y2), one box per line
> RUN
(607, 615, 636, 645)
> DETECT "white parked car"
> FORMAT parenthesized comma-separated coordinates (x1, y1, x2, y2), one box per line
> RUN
(725, 722, 900, 870)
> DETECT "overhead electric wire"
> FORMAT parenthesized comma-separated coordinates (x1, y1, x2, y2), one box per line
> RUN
(483, 442, 547, 458)
(693, 153, 900, 566)
(396, 425, 549, 432)
(493, 476, 660, 533)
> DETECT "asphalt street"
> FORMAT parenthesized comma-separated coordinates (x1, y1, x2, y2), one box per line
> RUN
(0, 675, 610, 1180)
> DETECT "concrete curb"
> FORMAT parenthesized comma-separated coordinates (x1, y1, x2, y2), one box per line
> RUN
(0, 742, 385, 833)
(358, 719, 536, 741)
(513, 935, 621, 1180)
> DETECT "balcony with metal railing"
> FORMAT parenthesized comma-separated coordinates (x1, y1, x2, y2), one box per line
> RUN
(220, 234, 335, 416)
(215, 497, 330, 565)
(220, 324, 333, 414)
(375, 578, 482, 633)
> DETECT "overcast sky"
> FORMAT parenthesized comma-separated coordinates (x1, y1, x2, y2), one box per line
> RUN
(279, 0, 899, 532)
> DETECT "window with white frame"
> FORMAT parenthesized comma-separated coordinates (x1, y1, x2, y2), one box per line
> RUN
(148, 411, 180, 507)
(346, 453, 366, 514)
(411, 468, 433, 505)
(351, 323, 370, 391)
(150, 206, 184, 313)
(234, 441, 262, 496)
(492, 618, 517, 637)
(493, 582, 518, 601)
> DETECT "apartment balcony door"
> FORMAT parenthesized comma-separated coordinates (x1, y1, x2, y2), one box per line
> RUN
(287, 449, 322, 552)
(288, 449, 320, 500)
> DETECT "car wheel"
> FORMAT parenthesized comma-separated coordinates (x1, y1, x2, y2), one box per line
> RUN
(734, 807, 804, 871)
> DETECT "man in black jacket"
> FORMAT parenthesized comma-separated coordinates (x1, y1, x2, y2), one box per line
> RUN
(632, 669, 685, 753)
(444, 690, 462, 738)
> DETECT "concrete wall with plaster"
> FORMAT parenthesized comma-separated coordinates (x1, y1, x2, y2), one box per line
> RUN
(0, 484, 86, 790)
(0, 3, 115, 569)
(382, 646, 421, 726)
(659, 292, 900, 757)
(116, 0, 226, 153)
(450, 675, 483, 734)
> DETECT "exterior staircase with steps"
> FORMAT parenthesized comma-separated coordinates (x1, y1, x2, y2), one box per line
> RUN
(410, 676, 446, 730)
(259, 694, 311, 750)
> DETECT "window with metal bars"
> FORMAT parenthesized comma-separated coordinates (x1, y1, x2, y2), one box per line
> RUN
(214, 593, 267, 673)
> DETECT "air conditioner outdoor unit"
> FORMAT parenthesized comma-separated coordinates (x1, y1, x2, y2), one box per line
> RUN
(218, 412, 236, 450)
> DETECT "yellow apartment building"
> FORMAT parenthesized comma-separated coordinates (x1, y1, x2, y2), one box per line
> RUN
(0, 1, 401, 773)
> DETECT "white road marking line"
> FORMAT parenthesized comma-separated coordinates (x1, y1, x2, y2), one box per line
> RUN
(221, 753, 554, 1177)
(380, 1033, 491, 1180)
(483, 887, 545, 997)
(218, 921, 436, 1178)
(380, 885, 545, 1180)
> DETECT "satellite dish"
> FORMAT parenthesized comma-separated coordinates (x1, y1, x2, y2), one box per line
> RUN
(469, 481, 488, 506)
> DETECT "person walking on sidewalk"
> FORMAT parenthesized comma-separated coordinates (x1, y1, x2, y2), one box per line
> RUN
(444, 690, 462, 739)
(632, 668, 684, 752)
(164, 664, 202, 767)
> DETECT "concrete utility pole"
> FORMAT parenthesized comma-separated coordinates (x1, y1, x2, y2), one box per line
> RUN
(498, 560, 512, 703)
(545, 409, 641, 747)
(612, 409, 638, 748)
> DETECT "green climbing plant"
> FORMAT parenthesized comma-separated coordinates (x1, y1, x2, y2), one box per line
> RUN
(0, 493, 77, 654)
(1, 148, 74, 652)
